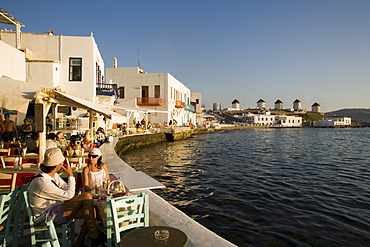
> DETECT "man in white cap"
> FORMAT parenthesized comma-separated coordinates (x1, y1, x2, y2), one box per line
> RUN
(27, 148, 106, 246)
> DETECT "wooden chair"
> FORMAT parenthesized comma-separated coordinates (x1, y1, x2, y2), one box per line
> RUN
(66, 156, 84, 170)
(0, 188, 19, 246)
(106, 193, 149, 247)
(0, 173, 17, 194)
(0, 149, 10, 157)
(0, 156, 21, 170)
(21, 185, 75, 247)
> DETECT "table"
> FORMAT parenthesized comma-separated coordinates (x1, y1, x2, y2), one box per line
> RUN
(119, 226, 188, 247)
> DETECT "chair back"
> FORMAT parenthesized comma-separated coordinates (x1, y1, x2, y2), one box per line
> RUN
(108, 193, 149, 245)
(0, 187, 20, 246)
(22, 185, 61, 247)
(0, 149, 10, 156)
(0, 173, 17, 194)
(1, 156, 21, 170)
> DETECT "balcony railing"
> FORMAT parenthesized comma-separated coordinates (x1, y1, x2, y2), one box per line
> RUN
(136, 97, 163, 106)
(185, 104, 194, 112)
(175, 101, 185, 108)
(96, 83, 118, 97)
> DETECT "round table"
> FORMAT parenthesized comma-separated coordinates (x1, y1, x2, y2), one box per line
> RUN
(119, 226, 188, 247)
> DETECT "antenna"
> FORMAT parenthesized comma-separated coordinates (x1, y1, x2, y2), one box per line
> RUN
(137, 47, 140, 68)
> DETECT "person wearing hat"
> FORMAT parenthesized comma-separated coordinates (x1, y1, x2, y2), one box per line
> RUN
(55, 132, 68, 152)
(83, 148, 110, 192)
(27, 148, 106, 246)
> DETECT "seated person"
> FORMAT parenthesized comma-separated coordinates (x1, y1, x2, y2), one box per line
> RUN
(96, 129, 105, 148)
(83, 148, 110, 192)
(45, 133, 57, 150)
(25, 132, 39, 153)
(55, 132, 68, 152)
(81, 131, 93, 150)
(67, 135, 81, 156)
(20, 118, 32, 141)
(27, 148, 106, 246)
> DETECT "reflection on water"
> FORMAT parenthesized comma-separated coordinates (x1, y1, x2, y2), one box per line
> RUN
(120, 128, 370, 247)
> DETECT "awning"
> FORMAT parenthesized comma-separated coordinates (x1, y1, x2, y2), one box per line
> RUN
(109, 105, 170, 113)
(0, 77, 43, 113)
(51, 90, 122, 119)
(0, 8, 24, 26)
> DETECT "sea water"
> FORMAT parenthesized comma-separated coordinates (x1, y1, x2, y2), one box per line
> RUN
(120, 128, 370, 247)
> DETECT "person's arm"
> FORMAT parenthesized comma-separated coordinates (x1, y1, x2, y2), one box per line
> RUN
(13, 122, 18, 138)
(102, 164, 110, 182)
(83, 166, 93, 191)
(0, 122, 4, 135)
(40, 175, 76, 201)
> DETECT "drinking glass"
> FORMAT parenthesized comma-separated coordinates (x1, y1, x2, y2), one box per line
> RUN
(154, 229, 169, 240)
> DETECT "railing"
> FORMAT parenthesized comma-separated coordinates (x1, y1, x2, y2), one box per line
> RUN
(96, 83, 118, 98)
(185, 104, 194, 112)
(175, 101, 185, 108)
(136, 97, 163, 106)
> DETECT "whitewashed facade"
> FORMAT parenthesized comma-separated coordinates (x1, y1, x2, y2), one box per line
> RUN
(276, 115, 302, 127)
(245, 112, 302, 127)
(0, 40, 26, 81)
(317, 117, 351, 127)
(106, 66, 196, 126)
(1, 31, 105, 104)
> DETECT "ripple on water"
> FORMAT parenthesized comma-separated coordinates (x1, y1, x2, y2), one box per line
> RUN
(121, 128, 370, 246)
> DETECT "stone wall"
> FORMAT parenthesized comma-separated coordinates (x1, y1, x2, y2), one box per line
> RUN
(114, 133, 166, 155)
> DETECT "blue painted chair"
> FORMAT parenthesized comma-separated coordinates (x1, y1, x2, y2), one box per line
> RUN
(0, 187, 19, 246)
(21, 184, 76, 247)
(106, 193, 149, 247)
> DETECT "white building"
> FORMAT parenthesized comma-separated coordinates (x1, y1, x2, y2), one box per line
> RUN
(276, 115, 302, 127)
(317, 117, 351, 127)
(1, 30, 106, 105)
(191, 92, 203, 125)
(106, 66, 197, 126)
(245, 111, 302, 127)
(246, 111, 276, 126)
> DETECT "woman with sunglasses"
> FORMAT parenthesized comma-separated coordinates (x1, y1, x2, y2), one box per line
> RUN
(83, 148, 110, 192)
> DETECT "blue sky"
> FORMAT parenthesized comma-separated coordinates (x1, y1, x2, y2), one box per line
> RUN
(2, 0, 370, 112)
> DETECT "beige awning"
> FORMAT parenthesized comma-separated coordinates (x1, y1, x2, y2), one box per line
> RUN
(0, 77, 42, 113)
(51, 90, 122, 119)
(0, 8, 24, 26)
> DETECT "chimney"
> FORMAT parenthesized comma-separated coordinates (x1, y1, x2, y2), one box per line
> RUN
(113, 57, 118, 68)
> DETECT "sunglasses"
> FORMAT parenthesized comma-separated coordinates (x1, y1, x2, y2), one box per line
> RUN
(88, 154, 99, 158)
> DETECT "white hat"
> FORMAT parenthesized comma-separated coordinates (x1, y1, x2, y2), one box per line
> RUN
(43, 148, 65, 167)
(89, 148, 102, 156)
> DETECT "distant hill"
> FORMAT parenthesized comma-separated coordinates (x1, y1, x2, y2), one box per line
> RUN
(325, 109, 370, 123)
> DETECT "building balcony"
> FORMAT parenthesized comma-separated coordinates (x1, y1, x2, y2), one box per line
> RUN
(96, 83, 118, 97)
(136, 97, 163, 106)
(175, 101, 185, 108)
(185, 104, 195, 112)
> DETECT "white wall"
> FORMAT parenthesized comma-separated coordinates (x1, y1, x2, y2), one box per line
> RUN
(0, 40, 26, 81)
(1, 32, 104, 103)
(106, 67, 196, 126)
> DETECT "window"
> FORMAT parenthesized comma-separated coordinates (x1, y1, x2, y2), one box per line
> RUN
(118, 87, 125, 99)
(154, 85, 160, 98)
(69, 58, 82, 81)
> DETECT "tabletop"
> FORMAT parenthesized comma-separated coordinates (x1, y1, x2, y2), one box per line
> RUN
(119, 226, 188, 247)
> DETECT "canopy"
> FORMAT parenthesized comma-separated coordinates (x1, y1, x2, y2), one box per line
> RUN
(0, 8, 24, 26)
(51, 90, 122, 119)
(0, 77, 43, 113)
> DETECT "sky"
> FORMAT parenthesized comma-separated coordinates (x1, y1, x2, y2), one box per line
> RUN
(1, 0, 370, 112)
